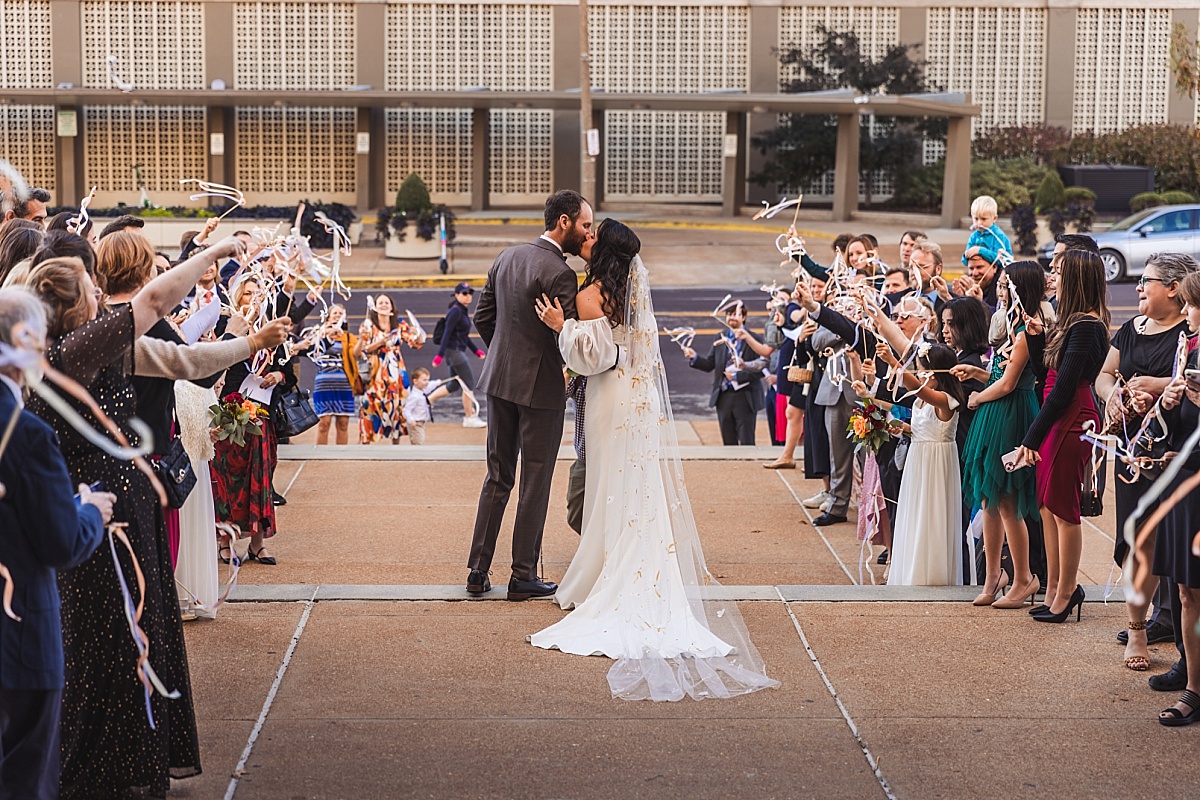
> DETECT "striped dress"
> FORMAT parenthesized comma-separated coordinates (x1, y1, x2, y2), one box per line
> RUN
(312, 337, 356, 416)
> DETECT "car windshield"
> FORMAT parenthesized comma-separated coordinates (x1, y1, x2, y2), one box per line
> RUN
(1109, 208, 1163, 232)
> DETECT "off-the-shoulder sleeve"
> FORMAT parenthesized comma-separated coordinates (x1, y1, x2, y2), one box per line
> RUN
(558, 317, 618, 377)
(52, 304, 135, 387)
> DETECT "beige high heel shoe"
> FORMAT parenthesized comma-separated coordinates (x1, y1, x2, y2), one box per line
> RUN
(973, 572, 1009, 606)
(992, 575, 1041, 609)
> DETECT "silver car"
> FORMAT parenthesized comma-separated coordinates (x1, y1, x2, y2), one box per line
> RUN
(1036, 204, 1200, 282)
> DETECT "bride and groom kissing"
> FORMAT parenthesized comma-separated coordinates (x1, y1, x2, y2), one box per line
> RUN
(464, 190, 779, 701)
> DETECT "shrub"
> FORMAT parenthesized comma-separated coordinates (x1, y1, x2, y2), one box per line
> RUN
(972, 124, 1073, 166)
(1047, 208, 1070, 239)
(395, 173, 432, 215)
(296, 201, 356, 249)
(1034, 170, 1067, 213)
(1159, 190, 1198, 205)
(970, 158, 1046, 214)
(1068, 200, 1096, 233)
(1063, 186, 1098, 204)
(1067, 125, 1200, 194)
(1130, 192, 1165, 213)
(1010, 204, 1038, 256)
(889, 161, 944, 212)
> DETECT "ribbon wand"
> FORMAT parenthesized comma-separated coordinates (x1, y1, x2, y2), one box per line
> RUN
(180, 179, 245, 220)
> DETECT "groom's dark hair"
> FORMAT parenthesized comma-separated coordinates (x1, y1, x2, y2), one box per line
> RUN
(544, 190, 588, 231)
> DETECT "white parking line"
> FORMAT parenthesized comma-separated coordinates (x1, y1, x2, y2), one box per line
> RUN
(775, 472, 858, 585)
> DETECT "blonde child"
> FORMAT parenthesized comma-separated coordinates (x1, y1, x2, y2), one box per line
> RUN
(403, 367, 452, 445)
(962, 196, 1013, 268)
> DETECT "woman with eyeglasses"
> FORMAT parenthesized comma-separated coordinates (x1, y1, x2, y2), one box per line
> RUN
(1096, 253, 1197, 668)
(952, 262, 1047, 609)
(1014, 250, 1111, 623)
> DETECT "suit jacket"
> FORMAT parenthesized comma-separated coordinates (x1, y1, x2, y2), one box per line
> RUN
(475, 239, 579, 409)
(689, 331, 768, 411)
(0, 387, 104, 691)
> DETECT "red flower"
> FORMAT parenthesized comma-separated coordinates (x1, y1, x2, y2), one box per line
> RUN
(223, 391, 245, 405)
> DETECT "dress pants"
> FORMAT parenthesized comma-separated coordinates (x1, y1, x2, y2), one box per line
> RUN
(566, 458, 586, 535)
(0, 688, 61, 800)
(824, 400, 854, 516)
(715, 388, 757, 445)
(469, 396, 564, 580)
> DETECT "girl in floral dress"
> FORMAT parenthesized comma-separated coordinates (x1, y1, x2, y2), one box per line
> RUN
(358, 293, 425, 443)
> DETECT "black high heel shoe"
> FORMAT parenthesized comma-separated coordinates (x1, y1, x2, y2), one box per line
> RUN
(1032, 585, 1085, 623)
(1028, 604, 1049, 615)
(247, 546, 277, 566)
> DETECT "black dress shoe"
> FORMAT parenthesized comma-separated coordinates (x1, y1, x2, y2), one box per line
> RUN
(812, 512, 848, 527)
(1117, 619, 1175, 645)
(466, 569, 491, 596)
(272, 491, 288, 506)
(1150, 660, 1189, 692)
(507, 575, 557, 601)
(876, 549, 889, 565)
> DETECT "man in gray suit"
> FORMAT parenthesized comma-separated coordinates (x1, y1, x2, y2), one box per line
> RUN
(467, 190, 592, 600)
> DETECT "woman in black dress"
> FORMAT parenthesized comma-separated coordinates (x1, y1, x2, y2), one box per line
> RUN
(1096, 252, 1197, 671)
(23, 236, 243, 798)
(1154, 269, 1200, 725)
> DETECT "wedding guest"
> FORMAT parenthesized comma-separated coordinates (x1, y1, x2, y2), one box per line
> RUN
(0, 286, 113, 800)
(763, 292, 812, 470)
(177, 217, 220, 263)
(794, 232, 854, 282)
(1154, 270, 1200, 725)
(432, 281, 488, 427)
(96, 214, 145, 241)
(1045, 234, 1098, 310)
(1017, 250, 1111, 623)
(1097, 252, 1197, 668)
(899, 229, 926, 269)
(954, 262, 1045, 608)
(961, 195, 1012, 267)
(682, 300, 769, 445)
(882, 266, 911, 295)
(402, 367, 453, 445)
(1, 185, 50, 224)
(22, 234, 245, 798)
(846, 233, 882, 277)
(0, 221, 43, 283)
(297, 304, 360, 445)
(357, 293, 426, 444)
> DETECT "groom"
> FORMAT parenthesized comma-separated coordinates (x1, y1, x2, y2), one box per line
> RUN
(467, 190, 592, 600)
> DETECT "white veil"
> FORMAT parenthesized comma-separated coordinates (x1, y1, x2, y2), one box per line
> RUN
(604, 255, 779, 700)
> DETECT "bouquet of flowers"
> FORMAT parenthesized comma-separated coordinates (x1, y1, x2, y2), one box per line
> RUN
(208, 391, 268, 446)
(847, 399, 899, 454)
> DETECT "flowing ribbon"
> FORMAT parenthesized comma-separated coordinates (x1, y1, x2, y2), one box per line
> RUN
(753, 195, 803, 221)
(107, 523, 181, 730)
(663, 327, 696, 351)
(106, 55, 134, 92)
(67, 186, 97, 235)
(180, 179, 245, 220)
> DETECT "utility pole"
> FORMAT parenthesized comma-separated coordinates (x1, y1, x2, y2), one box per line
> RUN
(579, 0, 597, 202)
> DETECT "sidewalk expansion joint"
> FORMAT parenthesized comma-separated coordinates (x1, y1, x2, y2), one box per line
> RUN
(226, 584, 1126, 603)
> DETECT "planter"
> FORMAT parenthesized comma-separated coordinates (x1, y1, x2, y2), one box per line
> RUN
(348, 221, 363, 246)
(384, 222, 441, 259)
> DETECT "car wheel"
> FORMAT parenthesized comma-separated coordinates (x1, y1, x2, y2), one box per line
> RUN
(1100, 250, 1126, 282)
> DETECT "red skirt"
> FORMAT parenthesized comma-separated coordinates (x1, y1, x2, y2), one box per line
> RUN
(1035, 370, 1098, 525)
(212, 417, 277, 538)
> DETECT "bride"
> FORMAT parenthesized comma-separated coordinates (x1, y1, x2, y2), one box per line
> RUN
(531, 219, 779, 701)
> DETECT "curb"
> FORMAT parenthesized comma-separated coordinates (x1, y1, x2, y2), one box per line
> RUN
(360, 214, 834, 240)
(339, 275, 494, 289)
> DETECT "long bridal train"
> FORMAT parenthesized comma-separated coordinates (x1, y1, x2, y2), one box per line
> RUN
(529, 257, 779, 701)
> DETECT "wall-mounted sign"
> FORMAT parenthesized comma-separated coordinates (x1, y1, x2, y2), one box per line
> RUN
(586, 128, 600, 157)
(356, 132, 370, 154)
(56, 110, 77, 137)
(210, 133, 225, 156)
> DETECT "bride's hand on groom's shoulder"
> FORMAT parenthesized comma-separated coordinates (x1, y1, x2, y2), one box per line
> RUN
(535, 293, 566, 333)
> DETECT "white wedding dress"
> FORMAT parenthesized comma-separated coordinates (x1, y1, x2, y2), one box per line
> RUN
(887, 398, 963, 586)
(529, 257, 779, 701)
(174, 381, 220, 618)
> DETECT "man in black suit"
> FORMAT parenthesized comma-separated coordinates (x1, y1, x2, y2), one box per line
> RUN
(683, 301, 769, 445)
(0, 287, 113, 800)
(468, 190, 590, 600)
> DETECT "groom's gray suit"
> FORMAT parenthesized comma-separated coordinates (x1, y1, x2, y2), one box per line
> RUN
(469, 238, 579, 581)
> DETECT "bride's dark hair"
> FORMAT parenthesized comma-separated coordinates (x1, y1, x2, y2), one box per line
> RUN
(583, 218, 641, 326)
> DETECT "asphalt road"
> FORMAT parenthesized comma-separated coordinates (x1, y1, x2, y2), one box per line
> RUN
(294, 283, 1143, 421)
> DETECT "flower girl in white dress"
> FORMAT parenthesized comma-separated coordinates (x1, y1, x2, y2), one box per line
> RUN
(874, 340, 965, 586)
(530, 219, 779, 702)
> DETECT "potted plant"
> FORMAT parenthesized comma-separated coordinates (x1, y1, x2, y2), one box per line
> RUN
(378, 173, 456, 259)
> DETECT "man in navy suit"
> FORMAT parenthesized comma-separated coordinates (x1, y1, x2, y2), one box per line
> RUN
(683, 301, 770, 445)
(0, 287, 113, 800)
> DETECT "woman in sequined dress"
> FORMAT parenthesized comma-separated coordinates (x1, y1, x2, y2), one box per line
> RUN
(357, 293, 425, 443)
(22, 236, 242, 799)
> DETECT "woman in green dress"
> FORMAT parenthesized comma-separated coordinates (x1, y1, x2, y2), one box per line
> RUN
(951, 262, 1046, 608)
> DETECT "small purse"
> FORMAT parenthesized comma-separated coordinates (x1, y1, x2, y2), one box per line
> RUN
(1079, 444, 1103, 518)
(786, 346, 813, 384)
(273, 385, 320, 438)
(154, 436, 197, 510)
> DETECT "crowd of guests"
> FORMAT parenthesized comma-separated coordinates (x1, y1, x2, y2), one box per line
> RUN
(683, 195, 1200, 727)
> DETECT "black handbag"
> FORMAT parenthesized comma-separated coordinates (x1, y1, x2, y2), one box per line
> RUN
(154, 436, 197, 510)
(272, 385, 319, 438)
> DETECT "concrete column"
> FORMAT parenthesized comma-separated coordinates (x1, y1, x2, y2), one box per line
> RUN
(471, 110, 491, 211)
(369, 108, 388, 209)
(941, 115, 972, 229)
(746, 5, 779, 206)
(49, 1, 83, 203)
(721, 112, 747, 217)
(356, 3, 387, 91)
(1044, 9, 1077, 131)
(355, 108, 372, 212)
(1169, 9, 1200, 126)
(831, 113, 860, 222)
(898, 7, 925, 61)
(551, 5, 582, 194)
(207, 107, 227, 185)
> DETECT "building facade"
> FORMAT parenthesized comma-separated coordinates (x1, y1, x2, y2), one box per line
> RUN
(1, 0, 1196, 211)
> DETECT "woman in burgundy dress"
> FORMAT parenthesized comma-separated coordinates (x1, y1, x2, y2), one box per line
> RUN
(1016, 250, 1111, 623)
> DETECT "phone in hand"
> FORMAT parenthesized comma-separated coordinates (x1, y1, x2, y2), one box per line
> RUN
(1001, 449, 1026, 472)
(1184, 368, 1200, 384)
(88, 480, 106, 492)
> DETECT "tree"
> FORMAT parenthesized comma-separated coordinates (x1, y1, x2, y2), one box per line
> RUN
(752, 27, 943, 206)
(1170, 22, 1199, 98)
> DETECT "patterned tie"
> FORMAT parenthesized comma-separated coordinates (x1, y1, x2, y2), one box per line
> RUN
(204, 290, 214, 305)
